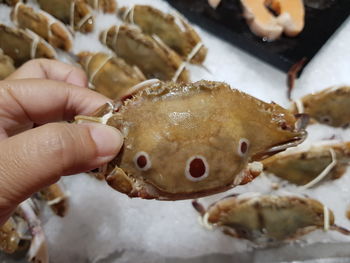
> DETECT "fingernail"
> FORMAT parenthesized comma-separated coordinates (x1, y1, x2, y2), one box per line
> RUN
(87, 124, 123, 159)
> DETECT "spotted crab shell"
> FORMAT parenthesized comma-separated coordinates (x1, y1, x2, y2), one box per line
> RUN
(79, 80, 306, 200)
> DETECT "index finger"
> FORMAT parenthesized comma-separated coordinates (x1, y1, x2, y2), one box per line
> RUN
(6, 59, 88, 88)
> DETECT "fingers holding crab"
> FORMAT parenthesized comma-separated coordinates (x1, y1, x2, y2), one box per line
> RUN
(11, 3, 73, 51)
(100, 25, 190, 82)
(75, 80, 306, 200)
(118, 5, 207, 64)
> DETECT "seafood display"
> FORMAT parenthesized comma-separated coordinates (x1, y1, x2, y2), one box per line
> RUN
(240, 0, 305, 41)
(263, 142, 350, 187)
(11, 3, 74, 51)
(83, 0, 116, 13)
(118, 5, 207, 64)
(193, 193, 350, 244)
(0, 24, 57, 67)
(0, 49, 15, 80)
(100, 25, 190, 82)
(75, 80, 306, 200)
(0, 200, 49, 263)
(292, 86, 350, 128)
(78, 51, 146, 99)
(36, 0, 94, 33)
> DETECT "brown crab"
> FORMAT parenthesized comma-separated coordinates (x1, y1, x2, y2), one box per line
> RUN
(76, 80, 306, 200)
(263, 142, 350, 187)
(78, 51, 146, 100)
(291, 86, 350, 128)
(36, 0, 94, 33)
(82, 0, 116, 13)
(193, 193, 350, 244)
(100, 25, 190, 82)
(118, 5, 207, 65)
(11, 3, 74, 51)
(0, 48, 15, 80)
(0, 24, 57, 67)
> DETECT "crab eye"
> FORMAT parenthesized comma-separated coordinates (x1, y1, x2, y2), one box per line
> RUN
(185, 156, 209, 182)
(134, 151, 152, 171)
(238, 138, 249, 156)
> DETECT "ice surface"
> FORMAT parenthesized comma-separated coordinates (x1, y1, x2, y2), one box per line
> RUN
(1, 0, 350, 262)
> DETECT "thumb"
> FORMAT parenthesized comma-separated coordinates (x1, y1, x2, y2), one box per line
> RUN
(0, 122, 122, 208)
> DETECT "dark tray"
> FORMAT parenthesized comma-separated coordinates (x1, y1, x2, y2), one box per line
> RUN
(165, 0, 350, 73)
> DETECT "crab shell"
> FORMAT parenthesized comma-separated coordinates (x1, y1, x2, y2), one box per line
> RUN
(83, 0, 116, 13)
(39, 183, 69, 217)
(100, 25, 190, 82)
(37, 0, 94, 33)
(0, 24, 57, 67)
(78, 80, 306, 200)
(263, 142, 350, 186)
(11, 3, 74, 51)
(119, 5, 207, 64)
(78, 51, 146, 100)
(0, 217, 21, 254)
(292, 86, 350, 128)
(204, 194, 333, 243)
(0, 49, 15, 80)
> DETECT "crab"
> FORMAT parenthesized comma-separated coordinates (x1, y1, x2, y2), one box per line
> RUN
(0, 24, 57, 67)
(118, 5, 207, 65)
(75, 80, 306, 200)
(0, 48, 15, 80)
(0, 199, 49, 263)
(36, 0, 94, 33)
(82, 0, 116, 13)
(291, 86, 350, 128)
(78, 51, 146, 100)
(262, 142, 350, 187)
(100, 25, 190, 82)
(11, 2, 74, 51)
(193, 193, 350, 245)
(0, 183, 68, 262)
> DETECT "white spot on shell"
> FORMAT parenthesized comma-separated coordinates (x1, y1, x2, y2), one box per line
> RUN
(134, 151, 152, 171)
(238, 138, 250, 157)
(185, 155, 209, 182)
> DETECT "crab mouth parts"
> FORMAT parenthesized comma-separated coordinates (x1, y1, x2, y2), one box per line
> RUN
(252, 130, 308, 161)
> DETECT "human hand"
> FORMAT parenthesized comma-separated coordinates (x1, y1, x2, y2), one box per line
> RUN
(0, 59, 123, 224)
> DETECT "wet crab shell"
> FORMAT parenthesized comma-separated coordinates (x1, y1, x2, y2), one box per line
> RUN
(292, 86, 350, 128)
(200, 193, 336, 243)
(263, 142, 350, 186)
(78, 80, 306, 200)
(82, 0, 116, 13)
(119, 5, 207, 64)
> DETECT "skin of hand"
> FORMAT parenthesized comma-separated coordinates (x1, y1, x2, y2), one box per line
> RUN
(0, 59, 123, 225)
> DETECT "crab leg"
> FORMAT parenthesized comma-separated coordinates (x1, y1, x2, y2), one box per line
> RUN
(0, 48, 15, 80)
(0, 24, 57, 67)
(39, 182, 69, 217)
(118, 5, 207, 64)
(37, 0, 94, 33)
(19, 200, 49, 263)
(100, 25, 190, 82)
(11, 3, 73, 51)
(78, 51, 146, 99)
